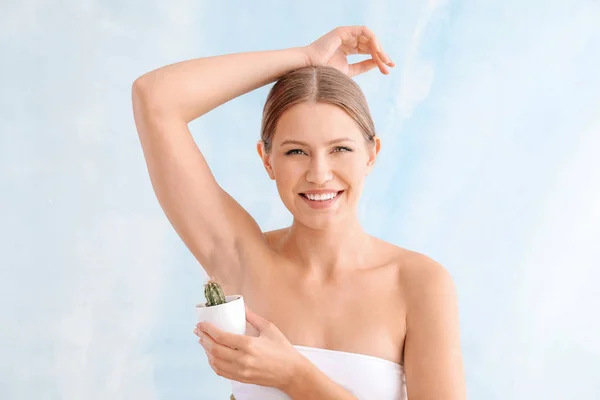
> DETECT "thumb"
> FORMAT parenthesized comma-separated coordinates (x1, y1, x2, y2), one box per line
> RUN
(245, 305, 272, 333)
(349, 59, 378, 78)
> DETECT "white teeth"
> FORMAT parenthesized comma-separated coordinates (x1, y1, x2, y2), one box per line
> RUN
(304, 192, 339, 201)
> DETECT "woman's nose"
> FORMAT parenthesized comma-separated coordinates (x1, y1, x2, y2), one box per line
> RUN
(305, 157, 333, 185)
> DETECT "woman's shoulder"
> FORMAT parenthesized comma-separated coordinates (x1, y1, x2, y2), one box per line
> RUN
(393, 247, 457, 311)
(372, 238, 454, 299)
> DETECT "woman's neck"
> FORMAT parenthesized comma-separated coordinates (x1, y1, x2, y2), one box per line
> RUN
(279, 217, 375, 282)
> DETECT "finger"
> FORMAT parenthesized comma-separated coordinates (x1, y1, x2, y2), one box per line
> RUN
(200, 331, 239, 362)
(203, 339, 251, 383)
(357, 40, 394, 68)
(206, 350, 237, 380)
(357, 26, 393, 73)
(339, 26, 387, 73)
(370, 44, 389, 74)
(245, 306, 273, 333)
(199, 322, 251, 351)
(379, 52, 395, 67)
(348, 58, 379, 77)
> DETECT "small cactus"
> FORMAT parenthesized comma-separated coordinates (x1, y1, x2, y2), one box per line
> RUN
(204, 279, 227, 307)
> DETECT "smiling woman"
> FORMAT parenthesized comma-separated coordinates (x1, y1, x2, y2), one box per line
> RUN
(132, 25, 465, 400)
(258, 95, 380, 227)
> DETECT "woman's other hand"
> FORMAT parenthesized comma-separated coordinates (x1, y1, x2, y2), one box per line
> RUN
(194, 306, 308, 390)
(303, 25, 395, 77)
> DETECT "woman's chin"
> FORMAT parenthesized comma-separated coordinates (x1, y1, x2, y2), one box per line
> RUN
(284, 194, 354, 229)
(293, 211, 345, 230)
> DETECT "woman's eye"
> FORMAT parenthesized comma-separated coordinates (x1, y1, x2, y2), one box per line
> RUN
(333, 146, 353, 153)
(285, 147, 352, 156)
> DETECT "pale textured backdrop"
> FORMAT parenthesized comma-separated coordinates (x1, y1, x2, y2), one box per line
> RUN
(1, 0, 599, 399)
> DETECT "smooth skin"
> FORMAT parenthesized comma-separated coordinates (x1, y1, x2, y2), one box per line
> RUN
(132, 26, 465, 399)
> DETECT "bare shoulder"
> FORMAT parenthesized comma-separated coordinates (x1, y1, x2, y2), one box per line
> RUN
(375, 242, 457, 309)
(396, 249, 466, 398)
(399, 250, 457, 296)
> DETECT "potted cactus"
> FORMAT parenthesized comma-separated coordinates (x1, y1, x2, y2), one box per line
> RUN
(196, 278, 246, 336)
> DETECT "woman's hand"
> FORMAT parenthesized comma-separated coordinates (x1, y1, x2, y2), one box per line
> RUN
(194, 306, 307, 390)
(303, 25, 395, 77)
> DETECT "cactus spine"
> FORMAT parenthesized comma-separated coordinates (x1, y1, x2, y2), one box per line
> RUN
(204, 279, 227, 307)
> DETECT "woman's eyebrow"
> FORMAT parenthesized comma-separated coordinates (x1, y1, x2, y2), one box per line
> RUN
(280, 137, 356, 146)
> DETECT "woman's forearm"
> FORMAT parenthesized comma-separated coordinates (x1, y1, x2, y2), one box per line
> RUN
(132, 46, 310, 123)
(282, 358, 358, 400)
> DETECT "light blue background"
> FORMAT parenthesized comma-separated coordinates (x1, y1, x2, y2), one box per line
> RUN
(1, 1, 599, 399)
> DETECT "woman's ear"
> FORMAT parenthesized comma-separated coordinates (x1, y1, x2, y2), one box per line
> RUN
(365, 136, 381, 175)
(256, 140, 275, 180)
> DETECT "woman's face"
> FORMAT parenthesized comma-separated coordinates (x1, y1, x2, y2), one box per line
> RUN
(257, 102, 380, 229)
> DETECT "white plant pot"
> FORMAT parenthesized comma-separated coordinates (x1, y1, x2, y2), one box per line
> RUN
(196, 295, 246, 335)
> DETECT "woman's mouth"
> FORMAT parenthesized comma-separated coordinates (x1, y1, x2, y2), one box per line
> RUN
(299, 190, 344, 209)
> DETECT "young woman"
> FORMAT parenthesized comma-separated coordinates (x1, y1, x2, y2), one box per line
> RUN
(132, 25, 465, 400)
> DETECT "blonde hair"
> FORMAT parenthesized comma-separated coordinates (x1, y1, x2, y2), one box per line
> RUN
(260, 65, 376, 154)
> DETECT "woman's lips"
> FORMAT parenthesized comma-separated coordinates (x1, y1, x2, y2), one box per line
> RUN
(299, 190, 344, 209)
